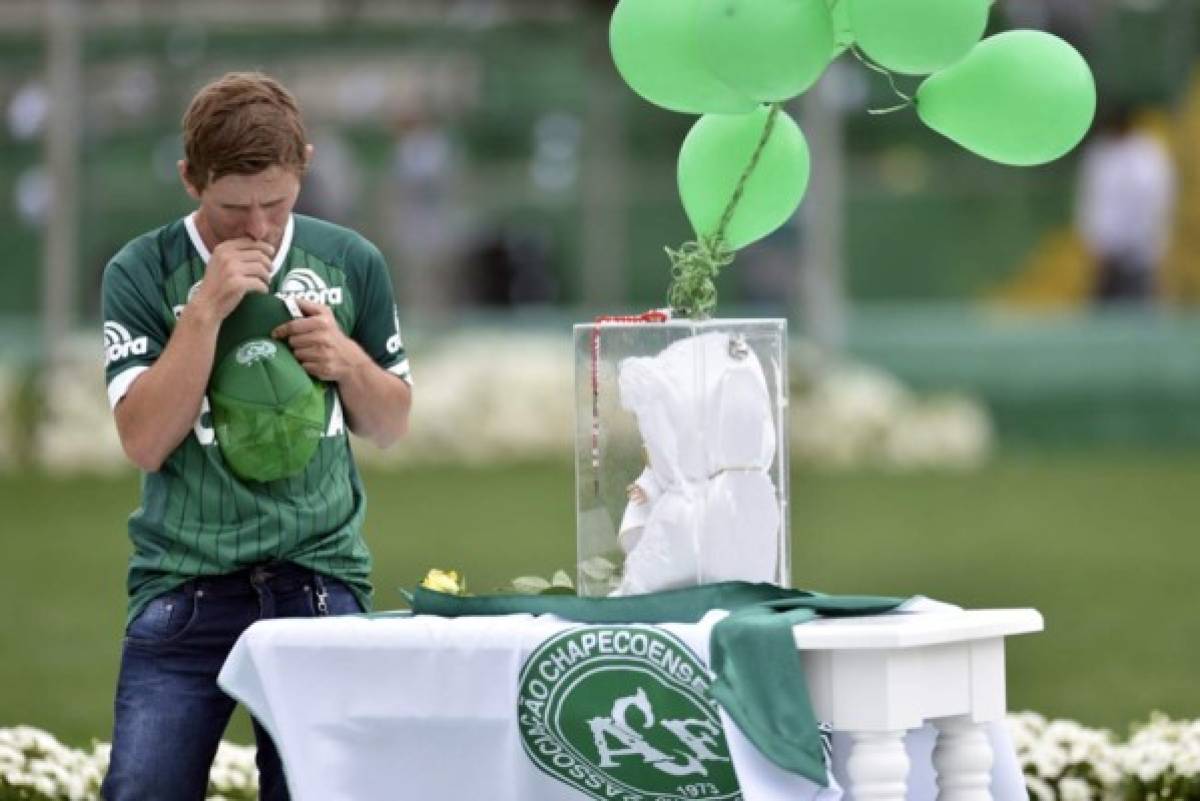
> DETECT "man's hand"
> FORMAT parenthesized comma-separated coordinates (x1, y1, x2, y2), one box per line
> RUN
(190, 238, 275, 322)
(272, 298, 368, 382)
(272, 298, 411, 447)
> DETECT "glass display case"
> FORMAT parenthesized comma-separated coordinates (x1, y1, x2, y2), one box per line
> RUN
(574, 318, 790, 596)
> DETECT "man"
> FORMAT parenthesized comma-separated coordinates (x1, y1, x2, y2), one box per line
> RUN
(1075, 103, 1176, 304)
(99, 72, 412, 800)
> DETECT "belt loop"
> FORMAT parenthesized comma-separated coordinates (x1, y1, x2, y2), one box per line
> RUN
(312, 572, 330, 616)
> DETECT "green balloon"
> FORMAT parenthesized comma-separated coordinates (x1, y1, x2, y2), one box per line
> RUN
(850, 0, 990, 75)
(916, 31, 1097, 167)
(609, 0, 757, 114)
(695, 0, 835, 102)
(830, 0, 855, 58)
(678, 105, 811, 251)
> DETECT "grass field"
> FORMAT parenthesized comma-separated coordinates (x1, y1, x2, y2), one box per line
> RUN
(2, 450, 1198, 747)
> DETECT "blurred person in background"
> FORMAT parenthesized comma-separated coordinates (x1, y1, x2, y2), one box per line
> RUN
(388, 106, 463, 313)
(291, 126, 363, 226)
(1075, 103, 1176, 304)
(99, 72, 412, 800)
(461, 223, 559, 307)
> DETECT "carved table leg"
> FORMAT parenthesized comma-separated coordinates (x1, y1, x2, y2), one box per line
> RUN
(933, 716, 994, 801)
(846, 730, 910, 801)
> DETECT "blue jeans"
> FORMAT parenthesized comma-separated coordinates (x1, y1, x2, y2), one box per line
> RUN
(100, 562, 364, 801)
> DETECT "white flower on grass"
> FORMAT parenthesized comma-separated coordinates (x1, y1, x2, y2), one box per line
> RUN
(1058, 776, 1091, 801)
(881, 395, 992, 471)
(1092, 759, 1122, 789)
(36, 333, 128, 472)
(10, 724, 60, 752)
(354, 332, 574, 468)
(210, 739, 259, 795)
(90, 741, 111, 773)
(1174, 744, 1200, 777)
(1045, 718, 1087, 745)
(0, 742, 22, 768)
(1016, 711, 1049, 732)
(789, 357, 992, 472)
(1025, 775, 1057, 801)
(1032, 743, 1067, 778)
(1124, 720, 1178, 787)
(209, 764, 234, 789)
(5, 772, 32, 789)
(63, 772, 87, 801)
(1005, 711, 1127, 800)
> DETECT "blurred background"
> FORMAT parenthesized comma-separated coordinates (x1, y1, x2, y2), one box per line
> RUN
(1, 0, 1198, 749)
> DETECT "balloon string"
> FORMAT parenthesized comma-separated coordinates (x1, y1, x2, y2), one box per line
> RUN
(665, 238, 732, 320)
(667, 102, 781, 319)
(716, 102, 780, 244)
(849, 45, 915, 115)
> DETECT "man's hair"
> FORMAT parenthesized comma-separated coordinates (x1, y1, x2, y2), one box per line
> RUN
(182, 72, 308, 192)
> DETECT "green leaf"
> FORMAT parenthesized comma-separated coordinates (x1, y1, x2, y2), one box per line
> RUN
(511, 576, 552, 594)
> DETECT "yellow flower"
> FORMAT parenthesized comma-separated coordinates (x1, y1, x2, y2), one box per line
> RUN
(420, 569, 466, 595)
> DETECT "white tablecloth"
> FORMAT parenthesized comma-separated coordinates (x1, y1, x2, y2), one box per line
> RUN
(218, 611, 1025, 801)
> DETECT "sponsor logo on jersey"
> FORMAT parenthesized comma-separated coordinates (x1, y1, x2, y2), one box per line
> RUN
(518, 626, 740, 801)
(386, 304, 403, 355)
(104, 321, 150, 366)
(235, 339, 277, 366)
(194, 396, 215, 446)
(277, 268, 343, 306)
(173, 281, 203, 318)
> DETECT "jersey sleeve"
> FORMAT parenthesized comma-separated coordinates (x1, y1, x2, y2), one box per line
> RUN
(351, 240, 412, 385)
(102, 257, 170, 409)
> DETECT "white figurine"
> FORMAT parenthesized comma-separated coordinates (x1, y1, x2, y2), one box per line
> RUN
(617, 462, 662, 556)
(612, 331, 780, 595)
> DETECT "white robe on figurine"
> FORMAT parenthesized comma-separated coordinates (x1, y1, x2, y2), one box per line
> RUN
(614, 331, 781, 595)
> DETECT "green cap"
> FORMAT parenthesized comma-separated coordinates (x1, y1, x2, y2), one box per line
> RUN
(209, 293, 327, 483)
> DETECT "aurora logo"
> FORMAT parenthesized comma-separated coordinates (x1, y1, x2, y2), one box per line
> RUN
(277, 268, 343, 306)
(103, 321, 149, 366)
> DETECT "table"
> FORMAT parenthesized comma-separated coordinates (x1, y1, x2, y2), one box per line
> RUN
(219, 607, 1041, 801)
(794, 609, 1044, 801)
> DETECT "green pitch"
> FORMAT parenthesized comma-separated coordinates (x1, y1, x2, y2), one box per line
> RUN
(1, 451, 1196, 746)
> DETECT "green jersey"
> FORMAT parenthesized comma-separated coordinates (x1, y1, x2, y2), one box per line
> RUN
(102, 213, 411, 625)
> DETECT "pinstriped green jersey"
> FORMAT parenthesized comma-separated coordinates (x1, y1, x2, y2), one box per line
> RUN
(102, 213, 411, 625)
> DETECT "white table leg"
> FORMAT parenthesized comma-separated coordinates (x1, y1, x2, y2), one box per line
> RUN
(846, 730, 910, 801)
(933, 716, 994, 801)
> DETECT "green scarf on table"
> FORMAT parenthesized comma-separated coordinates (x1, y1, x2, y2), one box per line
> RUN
(411, 581, 905, 786)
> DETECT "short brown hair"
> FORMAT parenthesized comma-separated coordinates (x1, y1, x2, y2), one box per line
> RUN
(182, 72, 308, 192)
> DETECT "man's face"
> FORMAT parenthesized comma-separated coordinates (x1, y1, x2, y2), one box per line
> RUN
(184, 164, 302, 252)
